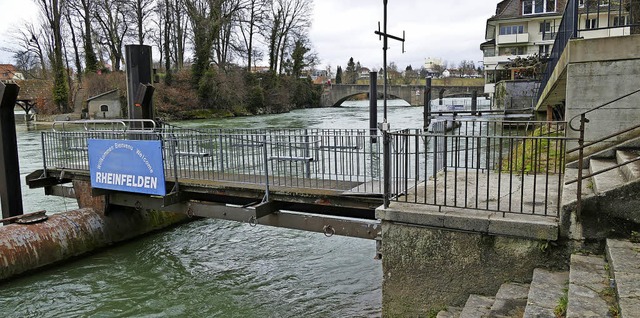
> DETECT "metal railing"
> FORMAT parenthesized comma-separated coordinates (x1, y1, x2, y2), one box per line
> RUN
(537, 0, 579, 102)
(564, 88, 640, 217)
(538, 0, 639, 101)
(41, 125, 384, 195)
(388, 120, 568, 216)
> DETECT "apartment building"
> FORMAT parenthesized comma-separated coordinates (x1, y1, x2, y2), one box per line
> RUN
(482, 0, 637, 101)
(481, 0, 566, 96)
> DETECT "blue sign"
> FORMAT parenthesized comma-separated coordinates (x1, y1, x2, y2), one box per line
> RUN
(88, 139, 166, 196)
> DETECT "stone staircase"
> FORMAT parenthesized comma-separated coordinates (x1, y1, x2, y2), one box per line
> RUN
(562, 146, 640, 240)
(436, 239, 640, 318)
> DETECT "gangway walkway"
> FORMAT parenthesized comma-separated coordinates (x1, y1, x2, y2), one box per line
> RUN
(27, 119, 568, 240)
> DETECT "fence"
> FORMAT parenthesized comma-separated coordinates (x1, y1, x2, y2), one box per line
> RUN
(388, 120, 567, 216)
(41, 124, 384, 195)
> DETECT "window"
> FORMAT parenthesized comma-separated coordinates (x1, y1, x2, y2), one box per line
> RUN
(539, 21, 551, 33)
(523, 0, 557, 15)
(499, 46, 527, 56)
(585, 18, 598, 29)
(613, 15, 628, 26)
(579, 0, 585, 7)
(539, 44, 550, 56)
(499, 25, 525, 35)
(486, 70, 512, 84)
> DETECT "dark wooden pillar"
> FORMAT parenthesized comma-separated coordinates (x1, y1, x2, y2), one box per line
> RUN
(0, 82, 24, 221)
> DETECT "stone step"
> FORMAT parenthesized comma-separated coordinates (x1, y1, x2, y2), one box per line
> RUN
(566, 254, 610, 318)
(460, 294, 494, 318)
(487, 282, 530, 317)
(523, 268, 569, 318)
(589, 158, 626, 194)
(616, 150, 640, 182)
(562, 167, 594, 207)
(606, 239, 640, 318)
(436, 306, 462, 318)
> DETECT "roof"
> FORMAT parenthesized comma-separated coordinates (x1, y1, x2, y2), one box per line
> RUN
(15, 80, 50, 101)
(480, 39, 496, 49)
(87, 89, 119, 101)
(0, 64, 17, 80)
(489, 0, 567, 21)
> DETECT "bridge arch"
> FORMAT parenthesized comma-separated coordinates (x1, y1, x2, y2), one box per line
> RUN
(332, 92, 406, 107)
(321, 83, 485, 108)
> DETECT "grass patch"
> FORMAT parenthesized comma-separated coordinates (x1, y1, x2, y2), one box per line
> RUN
(554, 288, 569, 317)
(499, 125, 565, 174)
(427, 307, 447, 318)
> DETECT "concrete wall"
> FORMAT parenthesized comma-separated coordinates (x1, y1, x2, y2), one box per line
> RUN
(88, 92, 122, 119)
(494, 80, 538, 111)
(381, 221, 568, 316)
(535, 35, 640, 157)
(565, 58, 640, 155)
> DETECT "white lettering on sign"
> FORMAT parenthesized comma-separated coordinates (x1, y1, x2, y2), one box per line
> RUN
(95, 172, 158, 189)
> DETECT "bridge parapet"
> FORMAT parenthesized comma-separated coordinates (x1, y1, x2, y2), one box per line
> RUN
(321, 80, 485, 107)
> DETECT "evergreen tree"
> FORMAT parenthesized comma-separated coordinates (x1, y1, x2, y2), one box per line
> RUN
(336, 66, 343, 84)
(345, 57, 356, 84)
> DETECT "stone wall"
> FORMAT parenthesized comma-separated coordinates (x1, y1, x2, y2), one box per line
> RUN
(381, 221, 568, 316)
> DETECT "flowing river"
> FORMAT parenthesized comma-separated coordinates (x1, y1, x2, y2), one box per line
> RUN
(1, 100, 428, 317)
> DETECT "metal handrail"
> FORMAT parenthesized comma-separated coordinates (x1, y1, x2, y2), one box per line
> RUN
(52, 119, 157, 132)
(567, 122, 640, 154)
(565, 155, 640, 185)
(566, 87, 640, 218)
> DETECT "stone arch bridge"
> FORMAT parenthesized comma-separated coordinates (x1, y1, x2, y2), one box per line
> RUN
(321, 81, 485, 107)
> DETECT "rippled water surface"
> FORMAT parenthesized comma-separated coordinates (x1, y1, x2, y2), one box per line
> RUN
(1, 101, 435, 317)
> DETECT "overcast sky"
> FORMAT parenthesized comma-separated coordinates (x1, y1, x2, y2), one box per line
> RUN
(0, 0, 498, 71)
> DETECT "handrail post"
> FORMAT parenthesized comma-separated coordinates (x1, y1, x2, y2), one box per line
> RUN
(576, 113, 587, 219)
(383, 127, 391, 209)
(263, 134, 270, 202)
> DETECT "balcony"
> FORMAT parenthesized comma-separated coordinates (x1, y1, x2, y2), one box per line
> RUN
(497, 33, 530, 44)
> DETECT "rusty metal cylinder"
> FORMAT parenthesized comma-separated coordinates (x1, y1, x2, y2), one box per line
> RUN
(0, 208, 187, 281)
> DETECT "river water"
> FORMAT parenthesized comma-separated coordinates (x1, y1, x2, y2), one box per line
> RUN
(1, 100, 428, 317)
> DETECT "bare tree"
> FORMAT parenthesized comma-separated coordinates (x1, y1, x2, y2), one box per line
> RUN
(184, 0, 220, 84)
(68, 0, 99, 73)
(265, 0, 312, 74)
(125, 0, 155, 44)
(171, 0, 188, 70)
(184, 0, 245, 83)
(237, 0, 267, 71)
(35, 0, 69, 112)
(94, 0, 130, 71)
(4, 22, 48, 78)
(64, 8, 83, 82)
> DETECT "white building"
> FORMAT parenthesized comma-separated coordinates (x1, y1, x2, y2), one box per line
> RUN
(481, 0, 565, 96)
(482, 0, 637, 99)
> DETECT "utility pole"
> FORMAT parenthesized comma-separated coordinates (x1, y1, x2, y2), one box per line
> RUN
(375, 0, 405, 126)
(375, 0, 405, 209)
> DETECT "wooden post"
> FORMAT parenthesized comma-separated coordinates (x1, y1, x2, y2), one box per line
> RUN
(0, 82, 24, 222)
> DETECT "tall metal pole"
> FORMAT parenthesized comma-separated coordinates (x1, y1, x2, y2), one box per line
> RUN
(374, 0, 404, 209)
(424, 77, 432, 131)
(369, 71, 378, 143)
(383, 0, 388, 122)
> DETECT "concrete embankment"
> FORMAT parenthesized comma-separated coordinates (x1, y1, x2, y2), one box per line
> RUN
(0, 207, 188, 281)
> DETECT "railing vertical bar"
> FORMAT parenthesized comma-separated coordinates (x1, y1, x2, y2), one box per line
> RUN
(520, 136, 526, 214)
(414, 132, 419, 203)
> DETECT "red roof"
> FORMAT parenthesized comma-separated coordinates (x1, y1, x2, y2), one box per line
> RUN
(0, 64, 17, 80)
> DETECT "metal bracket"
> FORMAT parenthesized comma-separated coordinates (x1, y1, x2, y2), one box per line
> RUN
(162, 190, 183, 207)
(26, 170, 71, 189)
(247, 200, 288, 219)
